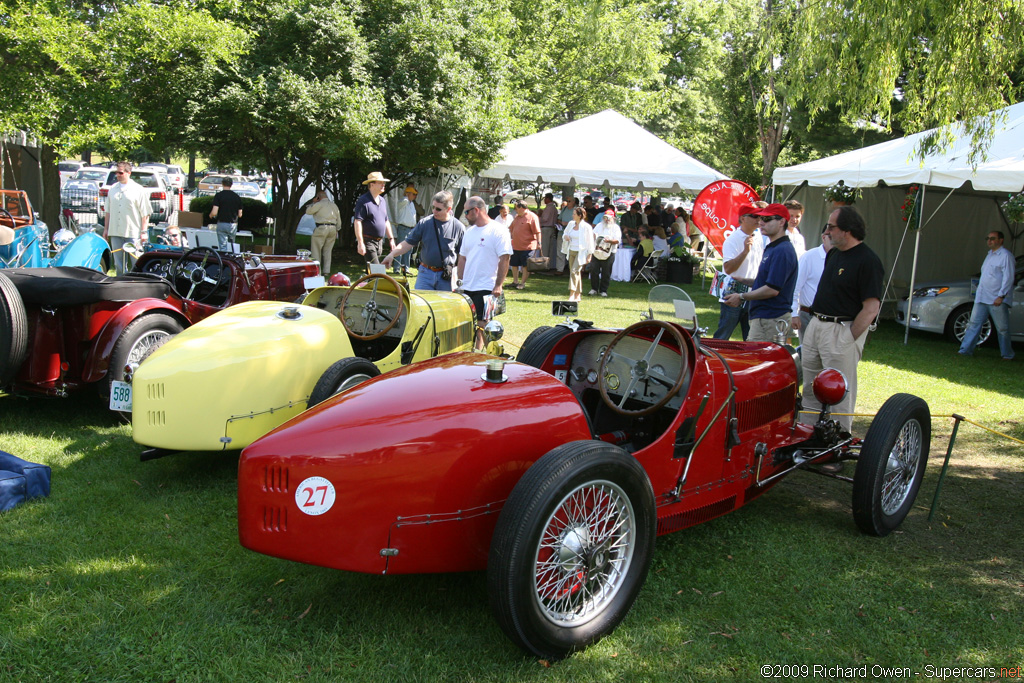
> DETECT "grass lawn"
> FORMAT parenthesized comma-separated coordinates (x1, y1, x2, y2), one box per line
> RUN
(2, 265, 1022, 681)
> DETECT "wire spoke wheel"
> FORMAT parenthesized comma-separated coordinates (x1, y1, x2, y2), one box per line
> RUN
(880, 419, 923, 515)
(533, 480, 635, 626)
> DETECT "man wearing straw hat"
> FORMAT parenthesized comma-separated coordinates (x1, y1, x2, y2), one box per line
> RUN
(353, 171, 396, 265)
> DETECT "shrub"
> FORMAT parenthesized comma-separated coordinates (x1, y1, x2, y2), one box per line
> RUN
(188, 196, 270, 235)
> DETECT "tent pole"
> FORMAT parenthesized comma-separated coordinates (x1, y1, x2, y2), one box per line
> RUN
(783, 180, 807, 202)
(903, 185, 927, 345)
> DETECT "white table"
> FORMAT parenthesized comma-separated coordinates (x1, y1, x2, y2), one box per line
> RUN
(612, 247, 635, 282)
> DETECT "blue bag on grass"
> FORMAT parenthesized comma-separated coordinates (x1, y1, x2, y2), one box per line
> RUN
(0, 451, 51, 512)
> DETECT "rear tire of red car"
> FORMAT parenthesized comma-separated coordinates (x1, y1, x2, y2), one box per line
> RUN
(0, 272, 29, 388)
(488, 441, 656, 660)
(106, 313, 184, 398)
(308, 357, 380, 408)
(516, 325, 571, 368)
(852, 393, 930, 536)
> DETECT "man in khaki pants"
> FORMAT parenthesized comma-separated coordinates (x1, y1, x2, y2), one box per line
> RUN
(305, 190, 340, 275)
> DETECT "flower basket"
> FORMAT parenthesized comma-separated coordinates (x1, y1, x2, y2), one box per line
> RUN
(900, 185, 922, 230)
(1002, 192, 1024, 223)
(824, 181, 859, 205)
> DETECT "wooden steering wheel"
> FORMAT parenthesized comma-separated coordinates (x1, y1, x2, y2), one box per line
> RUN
(597, 320, 689, 416)
(341, 273, 405, 341)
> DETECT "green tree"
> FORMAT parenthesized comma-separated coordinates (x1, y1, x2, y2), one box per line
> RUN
(0, 0, 241, 232)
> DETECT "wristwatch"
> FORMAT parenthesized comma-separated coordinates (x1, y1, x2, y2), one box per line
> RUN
(739, 292, 746, 301)
(456, 279, 464, 287)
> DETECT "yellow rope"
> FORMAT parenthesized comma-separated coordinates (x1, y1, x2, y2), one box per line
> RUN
(798, 410, 1024, 445)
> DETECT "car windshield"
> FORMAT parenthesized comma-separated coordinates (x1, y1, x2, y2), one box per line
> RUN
(202, 176, 223, 185)
(167, 166, 184, 175)
(74, 170, 107, 181)
(58, 162, 82, 172)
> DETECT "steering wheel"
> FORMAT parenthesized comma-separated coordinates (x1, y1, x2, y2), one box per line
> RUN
(170, 247, 228, 302)
(341, 273, 405, 341)
(598, 320, 689, 416)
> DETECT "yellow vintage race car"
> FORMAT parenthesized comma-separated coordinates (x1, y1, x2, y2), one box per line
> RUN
(128, 272, 504, 458)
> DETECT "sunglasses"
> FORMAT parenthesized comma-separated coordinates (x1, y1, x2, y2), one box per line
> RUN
(758, 215, 783, 222)
(432, 205, 447, 212)
(986, 236, 999, 241)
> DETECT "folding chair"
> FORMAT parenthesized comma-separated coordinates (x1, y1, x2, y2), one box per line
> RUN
(632, 249, 664, 284)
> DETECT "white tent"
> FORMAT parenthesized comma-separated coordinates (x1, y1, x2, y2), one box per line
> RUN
(478, 110, 727, 192)
(772, 102, 1024, 322)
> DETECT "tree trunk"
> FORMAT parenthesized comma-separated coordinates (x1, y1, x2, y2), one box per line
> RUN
(40, 143, 61, 238)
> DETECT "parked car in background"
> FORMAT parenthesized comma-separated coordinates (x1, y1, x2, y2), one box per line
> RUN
(196, 174, 246, 197)
(0, 247, 320, 401)
(128, 272, 505, 456)
(58, 161, 87, 186)
(60, 167, 109, 213)
(895, 255, 1024, 345)
(140, 163, 186, 191)
(97, 169, 175, 226)
(1, 190, 110, 271)
(233, 181, 266, 203)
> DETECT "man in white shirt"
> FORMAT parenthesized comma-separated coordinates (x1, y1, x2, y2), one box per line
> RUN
(102, 162, 151, 275)
(959, 230, 1016, 360)
(790, 224, 832, 342)
(393, 184, 419, 273)
(457, 196, 512, 350)
(712, 202, 766, 340)
(783, 199, 806, 258)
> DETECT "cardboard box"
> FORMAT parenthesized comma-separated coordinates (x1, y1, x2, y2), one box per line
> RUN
(251, 245, 274, 255)
(178, 211, 206, 229)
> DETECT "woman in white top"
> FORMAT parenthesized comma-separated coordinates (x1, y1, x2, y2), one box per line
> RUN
(589, 209, 622, 296)
(651, 226, 669, 259)
(561, 206, 594, 301)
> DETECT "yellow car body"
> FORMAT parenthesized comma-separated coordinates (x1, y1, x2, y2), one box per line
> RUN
(131, 275, 490, 452)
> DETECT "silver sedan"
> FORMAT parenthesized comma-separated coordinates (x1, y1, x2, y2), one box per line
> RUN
(895, 256, 1024, 344)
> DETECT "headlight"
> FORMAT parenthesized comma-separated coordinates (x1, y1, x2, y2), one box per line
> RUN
(912, 286, 949, 297)
(51, 228, 76, 253)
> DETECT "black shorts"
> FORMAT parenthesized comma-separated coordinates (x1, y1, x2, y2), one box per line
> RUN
(509, 250, 531, 267)
(465, 290, 490, 322)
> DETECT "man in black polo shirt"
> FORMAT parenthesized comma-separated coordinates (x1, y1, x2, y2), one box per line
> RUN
(800, 206, 884, 451)
(353, 171, 396, 265)
(210, 177, 243, 250)
(382, 190, 465, 290)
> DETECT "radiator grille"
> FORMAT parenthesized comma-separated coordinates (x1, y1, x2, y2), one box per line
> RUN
(657, 496, 736, 535)
(736, 384, 796, 432)
(262, 465, 289, 493)
(262, 505, 287, 532)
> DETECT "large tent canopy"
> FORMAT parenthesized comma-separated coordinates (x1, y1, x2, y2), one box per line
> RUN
(478, 110, 727, 192)
(772, 102, 1024, 301)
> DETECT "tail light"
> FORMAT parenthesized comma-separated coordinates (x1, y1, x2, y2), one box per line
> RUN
(150, 192, 166, 201)
(99, 188, 108, 197)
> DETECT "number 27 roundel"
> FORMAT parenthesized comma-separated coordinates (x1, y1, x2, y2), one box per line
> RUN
(295, 476, 336, 515)
(691, 180, 759, 256)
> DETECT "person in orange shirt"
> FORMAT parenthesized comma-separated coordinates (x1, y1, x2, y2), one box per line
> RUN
(508, 199, 541, 290)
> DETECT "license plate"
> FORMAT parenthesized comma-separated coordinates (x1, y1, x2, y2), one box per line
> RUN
(109, 381, 132, 412)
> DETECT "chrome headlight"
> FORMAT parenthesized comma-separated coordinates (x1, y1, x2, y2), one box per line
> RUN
(912, 286, 949, 297)
(484, 320, 504, 343)
(51, 228, 76, 253)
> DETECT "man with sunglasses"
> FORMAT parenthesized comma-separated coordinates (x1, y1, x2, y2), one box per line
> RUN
(383, 190, 465, 290)
(724, 204, 798, 342)
(800, 206, 884, 464)
(103, 162, 151, 275)
(457, 196, 512, 350)
(959, 230, 1015, 360)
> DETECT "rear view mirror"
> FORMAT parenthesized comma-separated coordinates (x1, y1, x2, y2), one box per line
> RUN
(552, 300, 578, 316)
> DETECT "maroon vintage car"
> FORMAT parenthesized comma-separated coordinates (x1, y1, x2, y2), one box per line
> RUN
(0, 247, 319, 400)
(236, 307, 931, 660)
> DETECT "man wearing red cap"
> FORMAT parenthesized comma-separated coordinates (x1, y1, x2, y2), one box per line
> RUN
(712, 201, 767, 340)
(724, 204, 798, 342)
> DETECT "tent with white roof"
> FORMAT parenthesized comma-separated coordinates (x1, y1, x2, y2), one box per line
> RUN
(772, 102, 1024, 321)
(478, 110, 727, 192)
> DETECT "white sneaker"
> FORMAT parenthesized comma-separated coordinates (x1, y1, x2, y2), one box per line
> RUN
(600, 292, 608, 297)
(588, 289, 597, 296)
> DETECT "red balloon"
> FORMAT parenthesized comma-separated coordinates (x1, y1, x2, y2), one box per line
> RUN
(691, 180, 760, 255)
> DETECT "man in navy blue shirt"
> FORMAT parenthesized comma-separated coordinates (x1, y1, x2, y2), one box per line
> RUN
(353, 171, 396, 265)
(724, 203, 798, 342)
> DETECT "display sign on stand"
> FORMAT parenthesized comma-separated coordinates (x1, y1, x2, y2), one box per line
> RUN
(691, 180, 760, 256)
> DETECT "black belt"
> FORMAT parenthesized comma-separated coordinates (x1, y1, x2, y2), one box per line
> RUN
(316, 223, 335, 227)
(814, 313, 853, 323)
(800, 305, 813, 314)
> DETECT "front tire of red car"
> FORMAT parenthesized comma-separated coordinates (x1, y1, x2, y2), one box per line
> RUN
(852, 393, 930, 536)
(0, 272, 29, 388)
(307, 357, 380, 408)
(488, 441, 656, 660)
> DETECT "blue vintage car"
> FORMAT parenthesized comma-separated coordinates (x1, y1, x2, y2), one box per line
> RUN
(0, 190, 110, 271)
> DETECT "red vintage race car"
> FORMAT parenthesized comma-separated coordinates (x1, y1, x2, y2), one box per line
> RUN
(237, 299, 930, 660)
(0, 247, 319, 400)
